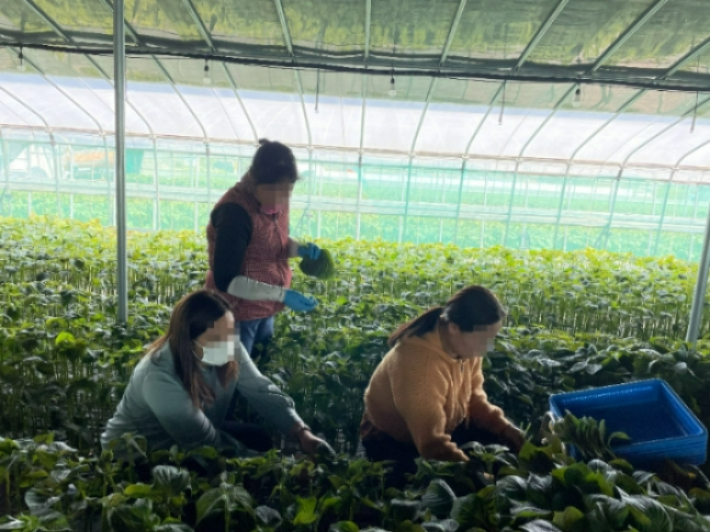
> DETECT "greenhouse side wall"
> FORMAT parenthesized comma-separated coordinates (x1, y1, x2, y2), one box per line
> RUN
(1, 129, 709, 261)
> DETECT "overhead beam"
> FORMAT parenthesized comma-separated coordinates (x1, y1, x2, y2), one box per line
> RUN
(502, 0, 671, 245)
(0, 85, 53, 134)
(653, 137, 710, 254)
(96, 0, 210, 141)
(9, 47, 105, 135)
(181, 0, 216, 51)
(463, 82, 506, 156)
(410, 0, 467, 154)
(10, 2, 156, 138)
(152, 59, 209, 139)
(178, 0, 260, 144)
(273, 0, 294, 56)
(515, 0, 570, 69)
(364, 0, 372, 62)
(565, 32, 710, 169)
(591, 0, 670, 72)
(665, 35, 710, 78)
(508, 0, 673, 173)
(8, 40, 710, 93)
(97, 0, 141, 44)
(439, 0, 467, 66)
(603, 95, 710, 246)
(222, 64, 259, 144)
(20, 0, 72, 42)
(273, 0, 312, 147)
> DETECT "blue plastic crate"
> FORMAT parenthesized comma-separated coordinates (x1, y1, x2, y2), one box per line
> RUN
(549, 379, 707, 466)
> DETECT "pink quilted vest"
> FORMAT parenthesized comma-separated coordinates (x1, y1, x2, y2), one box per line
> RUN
(204, 180, 292, 321)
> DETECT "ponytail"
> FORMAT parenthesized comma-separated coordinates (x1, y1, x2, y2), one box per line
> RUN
(387, 285, 506, 349)
(388, 306, 443, 348)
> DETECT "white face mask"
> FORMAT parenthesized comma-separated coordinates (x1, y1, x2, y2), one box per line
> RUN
(486, 338, 496, 353)
(195, 337, 235, 366)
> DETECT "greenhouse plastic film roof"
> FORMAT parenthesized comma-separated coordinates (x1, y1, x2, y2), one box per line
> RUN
(1, 0, 710, 179)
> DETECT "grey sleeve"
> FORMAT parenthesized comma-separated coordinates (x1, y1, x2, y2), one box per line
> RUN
(234, 343, 304, 435)
(142, 370, 252, 455)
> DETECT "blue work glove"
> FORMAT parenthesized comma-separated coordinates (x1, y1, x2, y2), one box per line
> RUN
(283, 290, 318, 312)
(298, 243, 322, 260)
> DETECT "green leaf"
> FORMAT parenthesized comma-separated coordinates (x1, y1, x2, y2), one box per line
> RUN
(395, 521, 426, 532)
(421, 520, 459, 532)
(623, 495, 673, 532)
(124, 483, 153, 498)
(155, 525, 194, 532)
(24, 489, 61, 518)
(330, 521, 360, 532)
(552, 506, 585, 531)
(152, 465, 191, 496)
(511, 502, 552, 520)
(421, 479, 456, 517)
(391, 499, 420, 523)
(196, 488, 226, 524)
(54, 332, 76, 347)
(585, 495, 629, 531)
(520, 520, 563, 532)
(293, 497, 318, 526)
(256, 506, 282, 528)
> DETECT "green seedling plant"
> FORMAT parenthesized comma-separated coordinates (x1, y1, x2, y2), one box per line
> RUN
(548, 411, 631, 463)
(2, 216, 710, 531)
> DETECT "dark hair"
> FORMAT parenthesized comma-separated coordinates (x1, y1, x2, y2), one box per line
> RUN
(246, 139, 299, 186)
(388, 285, 506, 348)
(146, 290, 238, 408)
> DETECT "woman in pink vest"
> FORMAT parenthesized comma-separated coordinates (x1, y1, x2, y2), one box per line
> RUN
(204, 139, 324, 359)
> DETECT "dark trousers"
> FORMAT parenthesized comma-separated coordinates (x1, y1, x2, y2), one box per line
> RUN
(228, 318, 276, 420)
(362, 423, 502, 489)
(221, 421, 274, 453)
(239, 316, 275, 359)
(136, 422, 275, 483)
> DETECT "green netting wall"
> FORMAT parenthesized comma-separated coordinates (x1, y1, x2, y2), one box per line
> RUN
(2, 130, 709, 261)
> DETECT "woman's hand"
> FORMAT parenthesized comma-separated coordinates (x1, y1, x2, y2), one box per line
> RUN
(500, 424, 526, 454)
(294, 427, 335, 458)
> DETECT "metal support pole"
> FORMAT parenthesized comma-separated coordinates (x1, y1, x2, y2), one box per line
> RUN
(355, 155, 363, 240)
(206, 142, 211, 201)
(552, 167, 570, 249)
(452, 159, 466, 244)
(402, 158, 413, 242)
(153, 139, 159, 230)
(114, 0, 128, 323)
(51, 139, 60, 215)
(652, 176, 674, 255)
(503, 163, 519, 246)
(0, 129, 9, 216)
(686, 202, 710, 347)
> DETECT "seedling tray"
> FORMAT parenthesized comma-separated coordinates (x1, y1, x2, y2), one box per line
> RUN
(549, 379, 707, 466)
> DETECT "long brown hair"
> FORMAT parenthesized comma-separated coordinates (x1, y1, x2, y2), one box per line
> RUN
(388, 285, 506, 347)
(146, 290, 238, 408)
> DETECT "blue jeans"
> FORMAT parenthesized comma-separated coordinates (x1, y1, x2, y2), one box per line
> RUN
(238, 316, 275, 358)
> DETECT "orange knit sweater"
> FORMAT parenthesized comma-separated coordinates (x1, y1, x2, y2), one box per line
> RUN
(361, 329, 511, 462)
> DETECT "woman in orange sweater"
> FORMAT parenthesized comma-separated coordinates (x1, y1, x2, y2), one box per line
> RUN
(360, 285, 525, 484)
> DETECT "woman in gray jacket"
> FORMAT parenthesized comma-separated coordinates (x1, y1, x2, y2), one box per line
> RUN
(101, 290, 329, 457)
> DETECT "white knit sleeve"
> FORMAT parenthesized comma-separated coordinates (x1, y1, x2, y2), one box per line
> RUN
(226, 275, 287, 302)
